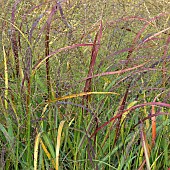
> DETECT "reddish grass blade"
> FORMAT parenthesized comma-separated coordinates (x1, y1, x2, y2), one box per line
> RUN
(91, 102, 170, 138)
(133, 112, 169, 129)
(137, 27, 170, 46)
(57, 2, 72, 30)
(107, 13, 169, 68)
(134, 12, 169, 44)
(150, 90, 169, 146)
(105, 37, 162, 64)
(32, 3, 58, 45)
(82, 61, 148, 81)
(29, 14, 44, 41)
(83, 20, 102, 103)
(138, 160, 146, 170)
(106, 16, 153, 68)
(107, 16, 152, 27)
(45, 5, 58, 98)
(82, 21, 102, 147)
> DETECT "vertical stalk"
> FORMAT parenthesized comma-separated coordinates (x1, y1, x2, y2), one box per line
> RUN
(11, 1, 21, 78)
(3, 45, 8, 110)
(45, 24, 51, 99)
(45, 22, 53, 133)
(26, 78, 31, 167)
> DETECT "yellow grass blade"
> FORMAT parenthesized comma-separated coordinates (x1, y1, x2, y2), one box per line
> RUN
(3, 45, 8, 109)
(56, 120, 65, 170)
(40, 139, 56, 168)
(40, 104, 49, 128)
(34, 132, 42, 170)
(121, 100, 138, 124)
(48, 91, 119, 103)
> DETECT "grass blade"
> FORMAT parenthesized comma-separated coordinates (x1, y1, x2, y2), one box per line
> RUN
(56, 120, 65, 170)
(140, 124, 151, 170)
(40, 139, 56, 168)
(83, 20, 102, 103)
(47, 91, 119, 103)
(34, 132, 42, 170)
(91, 102, 170, 138)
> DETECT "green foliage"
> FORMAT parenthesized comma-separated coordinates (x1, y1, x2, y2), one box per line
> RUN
(0, 0, 170, 169)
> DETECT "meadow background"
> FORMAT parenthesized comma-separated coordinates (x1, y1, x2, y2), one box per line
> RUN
(0, 0, 170, 169)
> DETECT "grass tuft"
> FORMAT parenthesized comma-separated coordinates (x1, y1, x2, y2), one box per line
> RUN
(0, 0, 170, 169)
